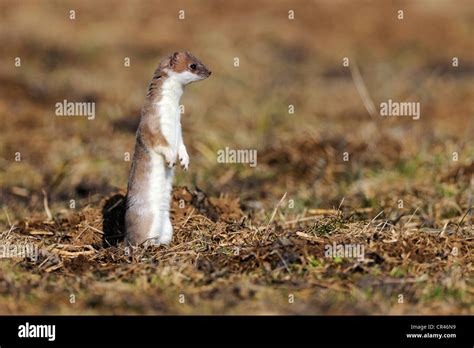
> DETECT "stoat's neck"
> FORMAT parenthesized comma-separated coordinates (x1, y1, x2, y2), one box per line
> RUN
(162, 80, 183, 100)
(161, 69, 186, 100)
(152, 74, 184, 150)
(156, 75, 184, 113)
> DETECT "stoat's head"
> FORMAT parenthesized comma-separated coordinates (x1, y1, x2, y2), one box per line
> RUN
(165, 51, 211, 85)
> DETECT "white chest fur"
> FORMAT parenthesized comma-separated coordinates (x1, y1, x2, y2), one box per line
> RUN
(146, 74, 185, 243)
(155, 75, 184, 151)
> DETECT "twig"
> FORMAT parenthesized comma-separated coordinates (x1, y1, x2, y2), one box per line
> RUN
(296, 231, 324, 243)
(271, 249, 292, 274)
(337, 197, 345, 211)
(2, 207, 12, 228)
(350, 62, 377, 118)
(262, 192, 287, 241)
(283, 215, 325, 225)
(105, 197, 124, 212)
(30, 230, 54, 236)
(456, 206, 472, 232)
(38, 255, 52, 269)
(307, 208, 338, 215)
(405, 207, 420, 226)
(181, 208, 195, 227)
(267, 192, 287, 227)
(74, 226, 89, 240)
(362, 210, 384, 233)
(84, 224, 104, 235)
(45, 263, 63, 273)
(181, 214, 215, 225)
(51, 244, 96, 257)
(58, 249, 96, 257)
(41, 189, 53, 221)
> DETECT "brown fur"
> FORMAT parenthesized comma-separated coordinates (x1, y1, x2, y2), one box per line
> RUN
(125, 140, 154, 244)
(169, 51, 212, 78)
(138, 52, 211, 150)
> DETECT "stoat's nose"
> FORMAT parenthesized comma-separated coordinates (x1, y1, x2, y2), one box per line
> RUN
(208, 71, 212, 76)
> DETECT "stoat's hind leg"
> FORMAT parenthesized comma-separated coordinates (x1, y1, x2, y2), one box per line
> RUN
(125, 207, 155, 246)
(157, 213, 173, 245)
(145, 212, 173, 246)
(146, 214, 162, 245)
(143, 219, 172, 246)
(156, 167, 174, 245)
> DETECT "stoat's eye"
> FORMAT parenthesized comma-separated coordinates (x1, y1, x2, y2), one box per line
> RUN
(189, 63, 197, 70)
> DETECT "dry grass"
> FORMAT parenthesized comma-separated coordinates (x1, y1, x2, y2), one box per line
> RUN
(0, 0, 473, 314)
(1, 186, 472, 314)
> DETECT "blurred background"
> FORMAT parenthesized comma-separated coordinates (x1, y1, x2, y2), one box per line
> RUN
(0, 0, 473, 315)
(1, 0, 473, 223)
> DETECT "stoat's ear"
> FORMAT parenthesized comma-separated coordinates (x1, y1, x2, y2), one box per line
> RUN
(169, 52, 179, 67)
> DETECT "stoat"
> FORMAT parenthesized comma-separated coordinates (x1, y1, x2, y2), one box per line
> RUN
(125, 52, 211, 246)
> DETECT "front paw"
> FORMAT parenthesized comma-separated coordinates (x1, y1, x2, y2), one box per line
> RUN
(157, 146, 176, 168)
(178, 146, 189, 171)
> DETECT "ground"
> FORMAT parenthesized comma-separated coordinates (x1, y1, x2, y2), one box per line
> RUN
(0, 0, 473, 314)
